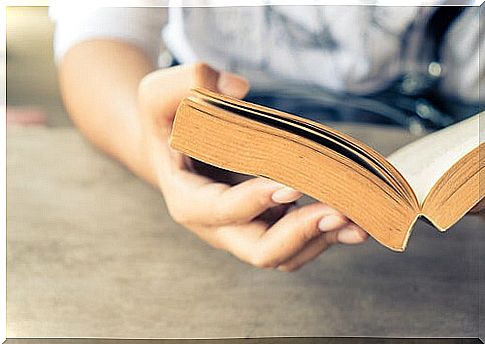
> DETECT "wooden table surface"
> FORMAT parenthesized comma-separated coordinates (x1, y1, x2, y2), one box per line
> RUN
(6, 125, 484, 339)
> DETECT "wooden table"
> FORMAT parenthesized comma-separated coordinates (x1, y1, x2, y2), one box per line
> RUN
(6, 125, 484, 339)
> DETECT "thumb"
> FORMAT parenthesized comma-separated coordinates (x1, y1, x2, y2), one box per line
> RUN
(190, 62, 250, 98)
(138, 62, 250, 129)
(216, 70, 250, 99)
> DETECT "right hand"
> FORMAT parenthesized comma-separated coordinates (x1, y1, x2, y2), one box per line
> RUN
(138, 62, 368, 271)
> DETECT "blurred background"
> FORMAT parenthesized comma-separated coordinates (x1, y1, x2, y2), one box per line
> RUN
(7, 6, 69, 126)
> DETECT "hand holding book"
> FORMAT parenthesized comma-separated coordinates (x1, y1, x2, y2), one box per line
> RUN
(170, 79, 484, 251)
(138, 63, 368, 271)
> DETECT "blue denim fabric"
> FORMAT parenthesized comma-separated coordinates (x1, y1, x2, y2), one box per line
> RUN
(244, 79, 481, 133)
(170, 58, 480, 133)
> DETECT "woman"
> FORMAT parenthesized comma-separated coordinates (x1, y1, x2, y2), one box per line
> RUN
(50, 4, 482, 270)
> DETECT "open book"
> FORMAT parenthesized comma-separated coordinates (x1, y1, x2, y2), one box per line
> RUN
(170, 88, 484, 251)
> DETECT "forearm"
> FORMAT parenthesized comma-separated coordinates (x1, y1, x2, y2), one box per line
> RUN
(58, 39, 158, 185)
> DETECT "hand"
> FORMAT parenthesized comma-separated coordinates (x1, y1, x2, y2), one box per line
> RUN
(138, 62, 368, 271)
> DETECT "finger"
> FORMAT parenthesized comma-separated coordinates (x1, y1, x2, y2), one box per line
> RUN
(213, 178, 304, 225)
(255, 203, 349, 268)
(277, 231, 338, 272)
(271, 186, 303, 204)
(140, 63, 250, 183)
(277, 223, 368, 272)
(168, 177, 300, 226)
(138, 62, 250, 131)
(336, 223, 369, 244)
(217, 70, 252, 98)
(216, 203, 349, 268)
(256, 203, 293, 225)
(148, 140, 212, 192)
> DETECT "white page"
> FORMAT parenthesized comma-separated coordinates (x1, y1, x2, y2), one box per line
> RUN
(387, 113, 483, 204)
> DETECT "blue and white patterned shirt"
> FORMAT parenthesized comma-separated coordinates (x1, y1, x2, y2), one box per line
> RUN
(50, 3, 483, 102)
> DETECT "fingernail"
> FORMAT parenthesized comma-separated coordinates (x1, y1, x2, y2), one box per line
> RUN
(261, 178, 286, 188)
(271, 187, 302, 203)
(318, 215, 347, 232)
(337, 224, 369, 243)
(217, 72, 250, 98)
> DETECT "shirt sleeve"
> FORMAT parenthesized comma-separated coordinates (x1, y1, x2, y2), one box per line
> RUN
(49, 4, 167, 65)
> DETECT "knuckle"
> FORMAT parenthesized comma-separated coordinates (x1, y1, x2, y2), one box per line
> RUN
(192, 61, 210, 75)
(252, 258, 275, 269)
(209, 235, 226, 250)
(137, 73, 154, 94)
(200, 227, 226, 250)
(278, 264, 299, 273)
(301, 226, 319, 242)
(288, 207, 324, 241)
(166, 203, 189, 225)
(137, 70, 168, 120)
(257, 189, 274, 208)
(138, 71, 155, 89)
(250, 249, 278, 269)
(138, 70, 164, 98)
(191, 62, 219, 89)
(298, 223, 320, 243)
(137, 81, 153, 113)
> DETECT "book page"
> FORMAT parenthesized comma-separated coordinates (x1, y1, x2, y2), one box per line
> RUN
(387, 113, 483, 205)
